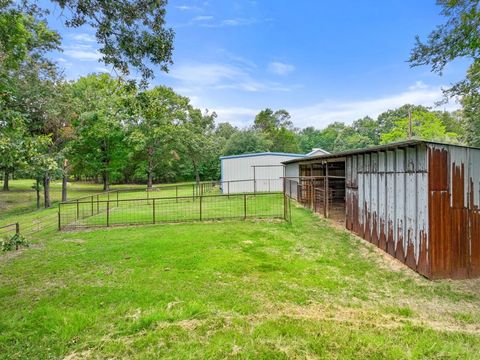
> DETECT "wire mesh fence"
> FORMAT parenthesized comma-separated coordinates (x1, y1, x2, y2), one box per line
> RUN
(0, 223, 19, 240)
(59, 192, 289, 230)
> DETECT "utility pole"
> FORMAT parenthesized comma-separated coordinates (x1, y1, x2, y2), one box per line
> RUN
(408, 107, 413, 139)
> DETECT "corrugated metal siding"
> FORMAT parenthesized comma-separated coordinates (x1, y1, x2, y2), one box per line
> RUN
(221, 154, 295, 193)
(427, 144, 480, 279)
(346, 144, 430, 276)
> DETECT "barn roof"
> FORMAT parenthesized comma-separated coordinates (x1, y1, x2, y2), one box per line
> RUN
(220, 152, 306, 160)
(282, 140, 480, 164)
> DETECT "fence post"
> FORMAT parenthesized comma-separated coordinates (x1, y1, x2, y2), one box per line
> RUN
(227, 181, 230, 197)
(176, 185, 178, 203)
(199, 195, 203, 221)
(243, 193, 247, 220)
(325, 164, 329, 218)
(310, 179, 314, 210)
(153, 198, 156, 224)
(284, 194, 287, 220)
(289, 196, 292, 223)
(76, 199, 79, 220)
(97, 194, 99, 214)
(107, 200, 110, 227)
(14, 222, 20, 250)
(91, 196, 94, 216)
(192, 184, 195, 200)
(58, 204, 61, 231)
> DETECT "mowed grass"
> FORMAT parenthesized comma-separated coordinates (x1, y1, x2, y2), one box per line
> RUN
(0, 179, 208, 220)
(60, 193, 285, 229)
(1, 200, 480, 359)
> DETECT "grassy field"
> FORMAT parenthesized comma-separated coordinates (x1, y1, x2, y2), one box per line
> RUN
(1, 181, 480, 359)
(60, 193, 285, 229)
(0, 179, 208, 220)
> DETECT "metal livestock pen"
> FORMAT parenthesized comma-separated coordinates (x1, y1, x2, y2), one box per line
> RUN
(283, 140, 480, 279)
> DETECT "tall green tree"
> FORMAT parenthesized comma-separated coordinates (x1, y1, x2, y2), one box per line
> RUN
(180, 109, 217, 185)
(129, 86, 187, 189)
(253, 109, 300, 153)
(409, 0, 480, 98)
(223, 130, 271, 156)
(70, 74, 132, 190)
(380, 110, 458, 144)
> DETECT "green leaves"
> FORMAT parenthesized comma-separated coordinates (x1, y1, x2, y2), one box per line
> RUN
(380, 110, 458, 144)
(50, 0, 174, 83)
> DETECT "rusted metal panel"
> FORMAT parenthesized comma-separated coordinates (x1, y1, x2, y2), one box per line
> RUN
(363, 154, 372, 242)
(296, 140, 480, 280)
(394, 148, 406, 261)
(370, 154, 379, 246)
(378, 152, 387, 251)
(427, 143, 480, 279)
(386, 150, 396, 257)
(405, 157, 417, 269)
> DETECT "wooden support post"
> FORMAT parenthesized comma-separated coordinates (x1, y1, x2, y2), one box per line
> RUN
(310, 179, 314, 210)
(153, 198, 156, 224)
(192, 184, 195, 200)
(227, 181, 230, 197)
(91, 196, 94, 216)
(97, 194, 99, 214)
(15, 222, 20, 250)
(76, 199, 79, 220)
(325, 163, 329, 218)
(199, 195, 203, 221)
(106, 200, 110, 227)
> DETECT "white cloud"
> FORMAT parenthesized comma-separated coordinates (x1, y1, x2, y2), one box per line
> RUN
(167, 62, 291, 93)
(94, 67, 110, 73)
(193, 15, 214, 21)
(212, 106, 259, 127)
(70, 33, 96, 42)
(64, 49, 100, 61)
(268, 62, 295, 75)
(203, 82, 459, 128)
(290, 83, 459, 128)
(176, 5, 200, 11)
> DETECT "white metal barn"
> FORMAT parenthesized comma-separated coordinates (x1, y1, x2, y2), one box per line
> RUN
(284, 148, 330, 179)
(220, 152, 305, 194)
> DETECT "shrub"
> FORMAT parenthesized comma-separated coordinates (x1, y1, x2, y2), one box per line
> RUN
(1, 233, 29, 252)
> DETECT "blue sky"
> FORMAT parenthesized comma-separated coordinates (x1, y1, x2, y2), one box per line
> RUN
(44, 0, 468, 128)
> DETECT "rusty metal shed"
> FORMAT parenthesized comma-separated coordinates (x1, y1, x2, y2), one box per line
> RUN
(283, 140, 480, 279)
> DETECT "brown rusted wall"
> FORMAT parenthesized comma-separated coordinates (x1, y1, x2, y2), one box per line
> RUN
(346, 144, 430, 277)
(427, 144, 480, 279)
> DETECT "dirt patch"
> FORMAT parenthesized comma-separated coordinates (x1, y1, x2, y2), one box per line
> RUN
(62, 350, 92, 360)
(63, 239, 86, 244)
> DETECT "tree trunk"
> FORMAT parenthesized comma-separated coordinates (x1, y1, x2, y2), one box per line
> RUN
(147, 147, 154, 190)
(36, 178, 41, 209)
(62, 175, 68, 202)
(192, 161, 201, 185)
(102, 171, 109, 191)
(2, 171, 9, 191)
(62, 160, 68, 202)
(43, 173, 51, 208)
(147, 171, 153, 190)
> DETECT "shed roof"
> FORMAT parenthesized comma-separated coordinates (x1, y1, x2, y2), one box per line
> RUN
(282, 140, 480, 164)
(220, 152, 305, 160)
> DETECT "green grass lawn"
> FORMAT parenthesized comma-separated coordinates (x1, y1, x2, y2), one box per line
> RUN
(60, 193, 285, 229)
(1, 198, 480, 359)
(0, 179, 214, 221)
